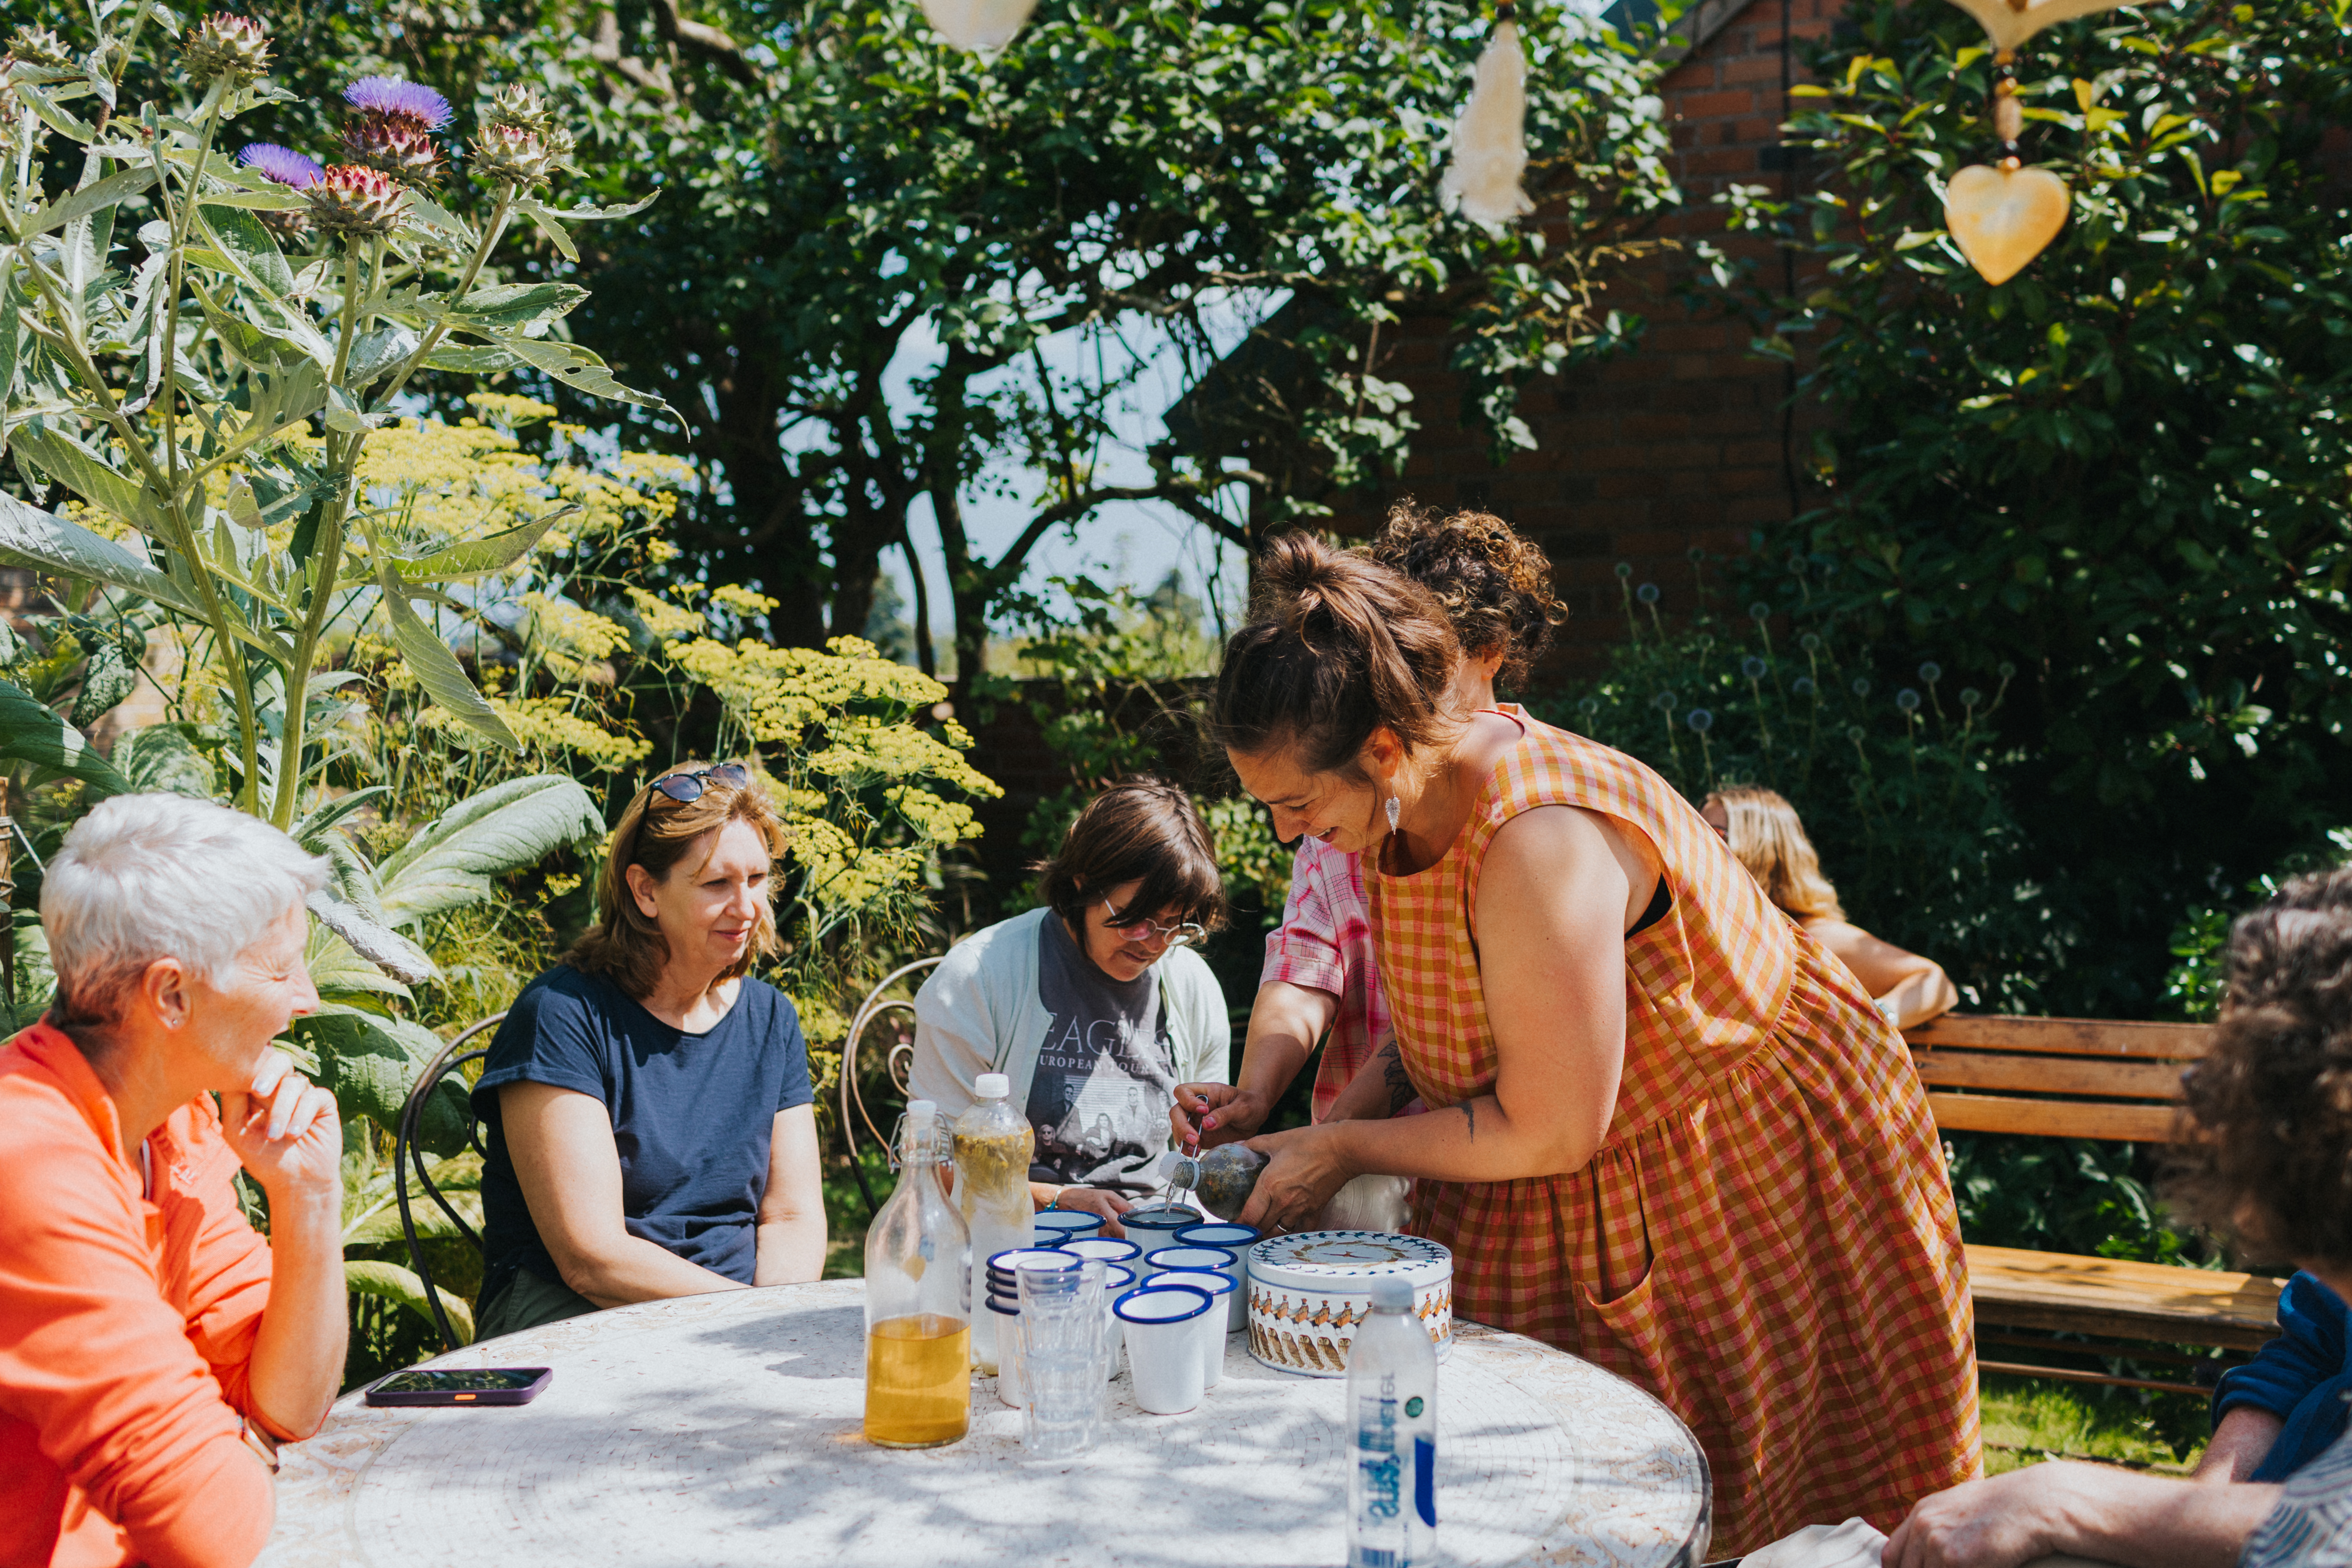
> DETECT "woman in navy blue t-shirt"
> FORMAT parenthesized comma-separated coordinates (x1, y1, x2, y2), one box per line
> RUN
(472, 762, 826, 1340)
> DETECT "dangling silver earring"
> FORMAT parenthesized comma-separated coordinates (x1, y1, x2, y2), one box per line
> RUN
(1385, 796, 1401, 834)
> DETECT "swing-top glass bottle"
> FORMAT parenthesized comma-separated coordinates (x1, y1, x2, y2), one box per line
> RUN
(863, 1099, 972, 1448)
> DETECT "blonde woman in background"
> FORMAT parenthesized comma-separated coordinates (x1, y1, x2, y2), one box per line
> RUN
(1700, 785, 1958, 1031)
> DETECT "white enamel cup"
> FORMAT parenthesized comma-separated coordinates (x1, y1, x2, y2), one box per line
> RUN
(1116, 1285, 1212, 1415)
(1145, 1269, 1236, 1386)
(1143, 1245, 1238, 1281)
(1032, 1210, 1104, 1244)
(1058, 1236, 1143, 1267)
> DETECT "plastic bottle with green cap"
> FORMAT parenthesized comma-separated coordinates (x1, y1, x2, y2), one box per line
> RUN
(1346, 1275, 1437, 1567)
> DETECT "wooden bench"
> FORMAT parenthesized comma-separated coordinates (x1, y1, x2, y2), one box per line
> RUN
(1903, 1014, 2292, 1397)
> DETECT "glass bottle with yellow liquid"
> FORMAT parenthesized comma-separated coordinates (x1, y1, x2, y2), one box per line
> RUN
(863, 1098, 972, 1449)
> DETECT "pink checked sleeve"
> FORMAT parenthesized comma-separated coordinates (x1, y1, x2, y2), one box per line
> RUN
(1260, 839, 1350, 999)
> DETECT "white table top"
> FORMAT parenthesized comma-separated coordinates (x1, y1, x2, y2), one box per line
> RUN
(261, 1279, 1710, 1568)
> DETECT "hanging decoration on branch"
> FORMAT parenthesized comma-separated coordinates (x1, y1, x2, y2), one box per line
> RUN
(1938, 0, 2152, 285)
(919, 0, 1036, 57)
(1441, 2, 1533, 225)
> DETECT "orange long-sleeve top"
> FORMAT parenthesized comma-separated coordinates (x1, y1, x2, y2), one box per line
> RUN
(0, 1023, 280, 1568)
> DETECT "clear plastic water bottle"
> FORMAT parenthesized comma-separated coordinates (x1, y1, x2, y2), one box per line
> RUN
(1346, 1277, 1436, 1568)
(953, 1073, 1034, 1374)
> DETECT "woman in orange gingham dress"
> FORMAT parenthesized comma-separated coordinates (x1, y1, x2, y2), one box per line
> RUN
(1212, 538, 1979, 1558)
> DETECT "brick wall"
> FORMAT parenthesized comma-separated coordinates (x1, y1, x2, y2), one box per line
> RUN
(1332, 0, 1843, 681)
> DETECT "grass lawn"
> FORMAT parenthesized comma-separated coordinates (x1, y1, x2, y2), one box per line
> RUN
(1981, 1374, 2206, 1477)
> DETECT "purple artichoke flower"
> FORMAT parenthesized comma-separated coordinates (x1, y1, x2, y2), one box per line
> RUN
(237, 142, 324, 189)
(342, 76, 452, 131)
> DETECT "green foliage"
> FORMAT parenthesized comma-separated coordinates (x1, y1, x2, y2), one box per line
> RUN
(1540, 559, 2063, 1012)
(1945, 1132, 2190, 1267)
(2160, 827, 2352, 1022)
(1700, 0, 2352, 1013)
(358, 0, 1682, 675)
(0, 8, 661, 830)
(980, 575, 1278, 919)
(339, 1128, 481, 1376)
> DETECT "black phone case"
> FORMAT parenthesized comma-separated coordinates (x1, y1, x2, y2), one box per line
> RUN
(365, 1367, 553, 1407)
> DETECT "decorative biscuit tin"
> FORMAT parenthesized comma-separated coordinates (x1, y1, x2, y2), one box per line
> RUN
(1244, 1231, 1452, 1377)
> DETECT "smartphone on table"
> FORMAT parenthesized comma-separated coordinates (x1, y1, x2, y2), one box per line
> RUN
(365, 1367, 552, 1407)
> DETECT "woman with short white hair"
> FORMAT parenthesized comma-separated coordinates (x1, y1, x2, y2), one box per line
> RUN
(0, 793, 347, 1568)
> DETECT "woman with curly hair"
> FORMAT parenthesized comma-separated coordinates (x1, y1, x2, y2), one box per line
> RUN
(1176, 504, 1566, 1148)
(1367, 502, 1567, 698)
(1886, 868, 2352, 1568)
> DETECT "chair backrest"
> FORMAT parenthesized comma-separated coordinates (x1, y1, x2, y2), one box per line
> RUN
(1902, 1013, 2212, 1143)
(839, 958, 943, 1174)
(396, 1010, 506, 1351)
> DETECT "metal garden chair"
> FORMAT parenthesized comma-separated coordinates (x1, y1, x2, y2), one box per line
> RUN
(838, 957, 941, 1214)
(395, 1011, 507, 1352)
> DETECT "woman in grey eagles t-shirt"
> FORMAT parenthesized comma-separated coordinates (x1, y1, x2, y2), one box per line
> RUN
(908, 779, 1232, 1237)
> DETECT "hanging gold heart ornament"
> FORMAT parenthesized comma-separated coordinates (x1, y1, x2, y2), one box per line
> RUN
(1943, 165, 2071, 285)
(1936, 0, 2152, 284)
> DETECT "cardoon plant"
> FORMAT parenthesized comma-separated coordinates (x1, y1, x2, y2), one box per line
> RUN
(0, 14, 664, 836)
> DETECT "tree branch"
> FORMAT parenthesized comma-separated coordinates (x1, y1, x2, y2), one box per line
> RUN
(982, 480, 1246, 600)
(649, 0, 761, 86)
(590, 9, 674, 95)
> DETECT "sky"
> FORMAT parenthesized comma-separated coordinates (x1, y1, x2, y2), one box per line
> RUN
(871, 291, 1282, 647)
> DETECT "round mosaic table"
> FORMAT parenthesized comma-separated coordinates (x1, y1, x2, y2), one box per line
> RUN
(259, 1279, 1710, 1568)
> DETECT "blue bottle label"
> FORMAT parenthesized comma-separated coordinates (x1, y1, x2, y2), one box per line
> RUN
(1414, 1435, 1435, 1528)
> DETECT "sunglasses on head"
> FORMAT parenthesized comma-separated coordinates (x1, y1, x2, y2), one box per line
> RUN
(650, 762, 750, 804)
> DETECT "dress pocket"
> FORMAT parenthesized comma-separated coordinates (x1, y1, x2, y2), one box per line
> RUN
(1573, 1151, 1675, 1388)
(1575, 1252, 1673, 1391)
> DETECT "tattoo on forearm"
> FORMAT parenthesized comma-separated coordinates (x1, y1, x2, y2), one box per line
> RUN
(1460, 1101, 1477, 1141)
(1380, 1042, 1416, 1114)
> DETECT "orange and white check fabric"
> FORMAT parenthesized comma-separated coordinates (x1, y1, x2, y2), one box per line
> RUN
(1366, 717, 1980, 1556)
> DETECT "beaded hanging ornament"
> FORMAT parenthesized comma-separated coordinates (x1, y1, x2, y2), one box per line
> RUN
(1937, 0, 2151, 285)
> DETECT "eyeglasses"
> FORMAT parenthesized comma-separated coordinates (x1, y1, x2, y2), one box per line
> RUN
(1100, 898, 1207, 948)
(650, 762, 750, 804)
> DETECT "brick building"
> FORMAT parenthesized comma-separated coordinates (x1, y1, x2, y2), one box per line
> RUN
(1331, 0, 1845, 679)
